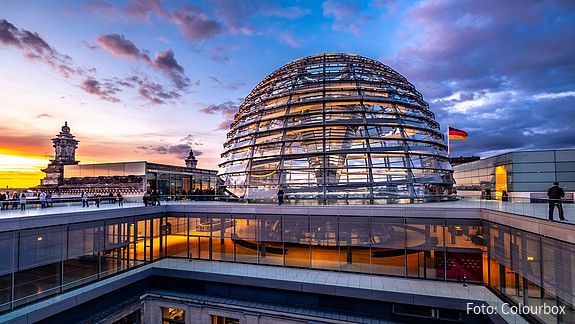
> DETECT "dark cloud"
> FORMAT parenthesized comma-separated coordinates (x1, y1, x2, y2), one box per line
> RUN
(207, 76, 245, 90)
(119, 74, 181, 105)
(168, 6, 223, 40)
(181, 134, 203, 147)
(80, 77, 121, 103)
(126, 0, 163, 20)
(152, 50, 190, 89)
(384, 0, 575, 156)
(0, 19, 78, 78)
(137, 143, 193, 159)
(85, 0, 222, 42)
(86, 0, 308, 40)
(94, 34, 191, 90)
(200, 100, 242, 130)
(35, 113, 52, 119)
(138, 81, 179, 105)
(1, 18, 191, 105)
(322, 0, 373, 35)
(95, 34, 150, 61)
(0, 19, 130, 103)
(137, 134, 204, 159)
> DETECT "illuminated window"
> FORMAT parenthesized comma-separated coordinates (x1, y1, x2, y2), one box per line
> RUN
(211, 315, 239, 324)
(161, 307, 185, 324)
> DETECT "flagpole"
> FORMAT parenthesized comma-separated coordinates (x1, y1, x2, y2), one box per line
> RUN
(447, 124, 450, 157)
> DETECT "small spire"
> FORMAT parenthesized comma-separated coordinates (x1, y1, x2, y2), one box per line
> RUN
(61, 121, 70, 133)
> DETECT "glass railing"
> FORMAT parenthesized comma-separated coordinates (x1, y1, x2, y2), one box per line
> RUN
(0, 194, 572, 224)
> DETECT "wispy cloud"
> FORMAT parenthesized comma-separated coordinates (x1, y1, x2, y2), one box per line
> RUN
(322, 0, 373, 35)
(95, 34, 150, 61)
(200, 100, 242, 130)
(207, 76, 245, 90)
(85, 0, 223, 41)
(279, 31, 302, 48)
(80, 77, 121, 103)
(0, 19, 79, 78)
(152, 50, 190, 89)
(532, 91, 575, 100)
(136, 134, 203, 159)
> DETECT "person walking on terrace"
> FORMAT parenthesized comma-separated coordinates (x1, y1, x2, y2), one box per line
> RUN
(19, 193, 26, 211)
(547, 181, 566, 221)
(117, 192, 124, 207)
(81, 192, 89, 207)
(39, 191, 46, 209)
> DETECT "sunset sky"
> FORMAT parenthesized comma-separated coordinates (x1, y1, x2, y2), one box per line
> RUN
(1, 0, 574, 188)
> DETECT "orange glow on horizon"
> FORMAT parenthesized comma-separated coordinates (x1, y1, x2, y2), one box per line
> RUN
(0, 148, 100, 189)
(0, 148, 48, 188)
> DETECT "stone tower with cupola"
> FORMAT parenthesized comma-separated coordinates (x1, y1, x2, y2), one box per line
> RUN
(185, 149, 198, 169)
(40, 122, 80, 187)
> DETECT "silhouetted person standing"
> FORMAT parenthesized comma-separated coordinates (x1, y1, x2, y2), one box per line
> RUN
(81, 192, 89, 207)
(277, 188, 284, 205)
(117, 192, 124, 207)
(547, 181, 566, 221)
(485, 188, 492, 200)
(19, 193, 26, 211)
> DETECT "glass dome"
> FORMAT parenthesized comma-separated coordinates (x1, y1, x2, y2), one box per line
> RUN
(219, 53, 454, 203)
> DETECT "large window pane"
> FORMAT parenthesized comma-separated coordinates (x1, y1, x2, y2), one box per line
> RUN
(0, 273, 10, 313)
(371, 218, 405, 276)
(234, 215, 257, 263)
(64, 221, 103, 290)
(101, 219, 132, 277)
(406, 219, 444, 279)
(283, 215, 310, 268)
(311, 216, 339, 271)
(189, 216, 209, 259)
(257, 215, 283, 266)
(166, 217, 188, 258)
(0, 231, 15, 276)
(212, 215, 234, 262)
(338, 216, 370, 273)
(19, 226, 65, 270)
(14, 262, 61, 308)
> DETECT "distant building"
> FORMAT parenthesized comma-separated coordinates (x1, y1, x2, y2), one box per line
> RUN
(453, 149, 575, 200)
(185, 150, 198, 168)
(60, 160, 218, 195)
(39, 122, 79, 187)
(38, 122, 218, 195)
(449, 155, 480, 166)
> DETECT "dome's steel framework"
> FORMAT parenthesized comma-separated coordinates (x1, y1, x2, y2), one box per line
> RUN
(219, 53, 454, 203)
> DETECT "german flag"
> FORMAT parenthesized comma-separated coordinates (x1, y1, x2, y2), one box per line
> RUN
(448, 127, 468, 140)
